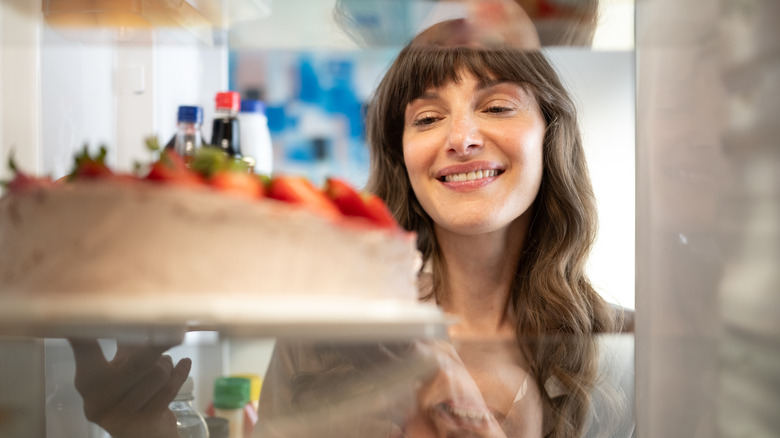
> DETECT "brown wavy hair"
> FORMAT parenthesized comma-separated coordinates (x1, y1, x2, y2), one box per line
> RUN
(364, 36, 619, 437)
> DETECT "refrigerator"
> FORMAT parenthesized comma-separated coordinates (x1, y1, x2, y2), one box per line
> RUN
(0, 0, 777, 437)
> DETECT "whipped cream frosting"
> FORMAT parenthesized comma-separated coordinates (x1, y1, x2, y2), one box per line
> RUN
(0, 181, 422, 323)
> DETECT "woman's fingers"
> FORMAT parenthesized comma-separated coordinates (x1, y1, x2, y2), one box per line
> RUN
(142, 357, 192, 413)
(112, 355, 176, 414)
(69, 338, 109, 379)
(113, 357, 192, 438)
(68, 338, 188, 433)
(97, 356, 191, 436)
(69, 338, 117, 423)
(113, 343, 177, 378)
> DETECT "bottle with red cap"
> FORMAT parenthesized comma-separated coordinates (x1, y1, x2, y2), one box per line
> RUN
(211, 91, 242, 157)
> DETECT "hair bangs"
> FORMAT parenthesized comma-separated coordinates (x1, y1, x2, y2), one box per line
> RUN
(395, 47, 547, 115)
(400, 47, 490, 103)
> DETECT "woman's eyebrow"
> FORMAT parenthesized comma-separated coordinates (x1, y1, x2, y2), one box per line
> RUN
(477, 78, 517, 91)
(412, 90, 440, 102)
(477, 79, 535, 105)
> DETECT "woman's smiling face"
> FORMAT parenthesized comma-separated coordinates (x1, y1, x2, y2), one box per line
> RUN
(402, 71, 546, 236)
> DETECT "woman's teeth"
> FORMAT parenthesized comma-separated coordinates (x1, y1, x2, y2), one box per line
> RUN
(443, 169, 499, 182)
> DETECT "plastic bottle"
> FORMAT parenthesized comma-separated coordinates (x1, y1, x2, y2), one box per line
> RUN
(238, 100, 274, 175)
(166, 105, 204, 159)
(169, 377, 209, 438)
(211, 91, 242, 157)
(213, 376, 251, 438)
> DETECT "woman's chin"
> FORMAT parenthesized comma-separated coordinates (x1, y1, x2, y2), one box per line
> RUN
(436, 218, 515, 238)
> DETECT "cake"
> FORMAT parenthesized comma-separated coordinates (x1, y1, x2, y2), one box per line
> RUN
(0, 146, 432, 337)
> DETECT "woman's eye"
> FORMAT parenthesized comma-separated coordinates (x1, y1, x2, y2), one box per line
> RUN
(412, 116, 440, 126)
(485, 105, 512, 114)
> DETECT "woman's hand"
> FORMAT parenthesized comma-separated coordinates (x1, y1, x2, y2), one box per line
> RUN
(68, 338, 191, 438)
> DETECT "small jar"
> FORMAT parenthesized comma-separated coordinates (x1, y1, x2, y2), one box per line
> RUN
(213, 376, 251, 438)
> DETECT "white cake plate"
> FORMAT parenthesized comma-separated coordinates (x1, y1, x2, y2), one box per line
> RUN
(0, 297, 451, 344)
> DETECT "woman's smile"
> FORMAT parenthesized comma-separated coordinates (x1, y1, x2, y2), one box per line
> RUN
(436, 160, 504, 191)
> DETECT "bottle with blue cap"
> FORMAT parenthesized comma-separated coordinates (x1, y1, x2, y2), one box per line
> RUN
(166, 105, 204, 159)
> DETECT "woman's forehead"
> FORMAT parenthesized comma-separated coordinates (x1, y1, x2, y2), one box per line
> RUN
(412, 67, 496, 97)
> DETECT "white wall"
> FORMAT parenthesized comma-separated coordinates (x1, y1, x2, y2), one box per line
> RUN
(39, 27, 115, 176)
(0, 0, 41, 181)
(38, 25, 228, 177)
(548, 48, 636, 310)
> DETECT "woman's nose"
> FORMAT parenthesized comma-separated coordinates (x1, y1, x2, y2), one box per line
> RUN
(446, 114, 483, 155)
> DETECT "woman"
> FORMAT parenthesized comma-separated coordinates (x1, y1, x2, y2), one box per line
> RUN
(257, 19, 627, 438)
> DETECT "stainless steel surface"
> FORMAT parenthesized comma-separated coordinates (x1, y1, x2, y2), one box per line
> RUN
(636, 0, 780, 436)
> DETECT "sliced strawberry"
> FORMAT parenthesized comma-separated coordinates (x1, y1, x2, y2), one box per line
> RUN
(6, 172, 53, 193)
(3, 154, 53, 193)
(70, 146, 113, 180)
(325, 177, 398, 229)
(325, 177, 367, 214)
(210, 170, 265, 200)
(268, 175, 340, 220)
(361, 192, 398, 229)
(72, 160, 113, 179)
(146, 150, 204, 187)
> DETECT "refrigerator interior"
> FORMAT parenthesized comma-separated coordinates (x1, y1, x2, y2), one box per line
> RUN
(1, 0, 777, 437)
(5, 0, 627, 436)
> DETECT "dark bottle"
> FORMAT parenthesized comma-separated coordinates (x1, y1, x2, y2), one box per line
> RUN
(211, 91, 242, 157)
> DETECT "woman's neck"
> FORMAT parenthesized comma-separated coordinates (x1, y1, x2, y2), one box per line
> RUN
(434, 217, 529, 339)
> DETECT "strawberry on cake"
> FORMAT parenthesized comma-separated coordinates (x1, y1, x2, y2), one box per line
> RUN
(0, 143, 436, 338)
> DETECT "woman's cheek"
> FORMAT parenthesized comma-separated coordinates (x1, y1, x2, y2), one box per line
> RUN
(402, 139, 434, 194)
